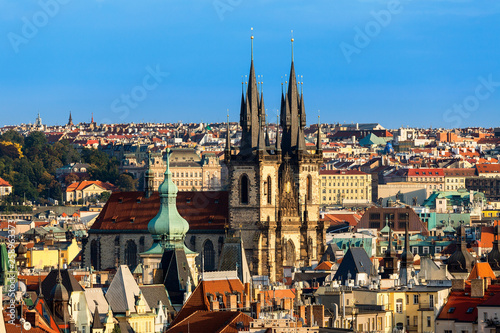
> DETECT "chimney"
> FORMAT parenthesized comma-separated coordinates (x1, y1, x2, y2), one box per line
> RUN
(242, 293, 250, 309)
(486, 277, 492, 290)
(226, 293, 237, 310)
(451, 279, 465, 291)
(251, 301, 261, 319)
(257, 292, 265, 307)
(305, 305, 314, 327)
(313, 305, 325, 328)
(244, 282, 251, 301)
(298, 305, 306, 325)
(471, 279, 485, 298)
(210, 298, 219, 311)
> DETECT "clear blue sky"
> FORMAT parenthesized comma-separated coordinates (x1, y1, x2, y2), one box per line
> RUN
(1, 0, 499, 129)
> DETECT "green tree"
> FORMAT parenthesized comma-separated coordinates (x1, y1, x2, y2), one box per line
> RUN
(117, 174, 138, 191)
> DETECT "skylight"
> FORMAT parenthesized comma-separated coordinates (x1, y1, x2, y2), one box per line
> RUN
(466, 308, 474, 314)
(448, 307, 456, 313)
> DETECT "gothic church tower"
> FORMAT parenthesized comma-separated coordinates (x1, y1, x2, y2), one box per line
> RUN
(226, 35, 324, 282)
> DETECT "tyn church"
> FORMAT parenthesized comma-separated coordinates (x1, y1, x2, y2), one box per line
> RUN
(225, 37, 325, 282)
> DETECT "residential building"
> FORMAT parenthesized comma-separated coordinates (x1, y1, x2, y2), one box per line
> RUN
(444, 168, 475, 191)
(0, 177, 12, 198)
(65, 180, 117, 203)
(319, 170, 371, 206)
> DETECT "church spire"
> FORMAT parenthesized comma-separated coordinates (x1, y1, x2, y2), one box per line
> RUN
(144, 148, 189, 254)
(276, 114, 281, 152)
(68, 111, 73, 126)
(225, 112, 231, 162)
(316, 114, 322, 153)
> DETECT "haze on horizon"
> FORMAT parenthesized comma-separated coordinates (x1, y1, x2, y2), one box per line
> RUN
(1, 0, 499, 129)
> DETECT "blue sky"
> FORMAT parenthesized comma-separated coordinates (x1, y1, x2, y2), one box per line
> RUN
(1, 0, 499, 129)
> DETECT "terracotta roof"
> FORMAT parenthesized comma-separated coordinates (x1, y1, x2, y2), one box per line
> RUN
(260, 289, 295, 306)
(407, 168, 444, 177)
(167, 311, 253, 333)
(324, 213, 361, 227)
(443, 168, 476, 177)
(437, 284, 500, 322)
(315, 261, 333, 271)
(90, 191, 228, 231)
(66, 181, 117, 193)
(171, 278, 245, 326)
(467, 263, 496, 281)
(0, 177, 12, 187)
(476, 164, 500, 174)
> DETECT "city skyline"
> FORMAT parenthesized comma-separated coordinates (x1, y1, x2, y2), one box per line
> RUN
(1, 0, 500, 128)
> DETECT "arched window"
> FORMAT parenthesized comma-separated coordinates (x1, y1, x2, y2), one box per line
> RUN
(306, 175, 312, 202)
(125, 240, 137, 267)
(240, 175, 249, 204)
(203, 240, 215, 271)
(90, 239, 101, 270)
(285, 240, 295, 267)
(267, 176, 272, 205)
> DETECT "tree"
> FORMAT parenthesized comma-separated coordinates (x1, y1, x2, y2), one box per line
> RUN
(98, 191, 111, 203)
(117, 174, 138, 192)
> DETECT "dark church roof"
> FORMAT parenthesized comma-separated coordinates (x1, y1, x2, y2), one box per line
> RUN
(333, 247, 372, 283)
(90, 191, 228, 232)
(41, 269, 84, 302)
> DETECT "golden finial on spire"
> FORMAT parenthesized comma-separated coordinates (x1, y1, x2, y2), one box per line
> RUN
(291, 30, 294, 61)
(251, 27, 254, 61)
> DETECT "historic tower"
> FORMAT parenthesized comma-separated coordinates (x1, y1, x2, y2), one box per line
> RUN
(226, 35, 324, 282)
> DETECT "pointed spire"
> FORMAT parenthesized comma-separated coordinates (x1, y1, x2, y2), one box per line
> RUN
(91, 112, 94, 124)
(316, 113, 322, 153)
(257, 115, 266, 152)
(92, 302, 103, 329)
(276, 115, 281, 152)
(291, 30, 294, 62)
(265, 114, 270, 147)
(225, 112, 231, 162)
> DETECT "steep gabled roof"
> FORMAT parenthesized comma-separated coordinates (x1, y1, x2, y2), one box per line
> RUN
(105, 265, 150, 314)
(333, 247, 372, 282)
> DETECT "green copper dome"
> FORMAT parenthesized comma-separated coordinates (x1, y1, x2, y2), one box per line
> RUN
(147, 149, 189, 250)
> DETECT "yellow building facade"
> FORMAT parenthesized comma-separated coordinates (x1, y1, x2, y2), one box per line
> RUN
(26, 238, 80, 269)
(320, 170, 371, 206)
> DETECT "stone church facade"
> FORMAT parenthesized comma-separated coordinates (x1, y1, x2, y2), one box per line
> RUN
(226, 41, 325, 282)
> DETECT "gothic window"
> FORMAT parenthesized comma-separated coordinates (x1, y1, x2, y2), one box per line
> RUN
(203, 240, 215, 271)
(306, 175, 312, 202)
(240, 174, 249, 205)
(90, 239, 101, 270)
(125, 240, 137, 267)
(285, 240, 295, 266)
(267, 176, 272, 204)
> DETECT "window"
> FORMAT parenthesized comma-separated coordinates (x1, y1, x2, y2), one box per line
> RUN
(267, 176, 272, 204)
(448, 307, 455, 313)
(240, 175, 249, 204)
(466, 307, 474, 314)
(413, 316, 418, 326)
(414, 295, 419, 304)
(412, 247, 418, 254)
(484, 312, 488, 321)
(396, 299, 403, 313)
(429, 295, 434, 308)
(406, 316, 410, 326)
(125, 240, 137, 267)
(423, 247, 429, 254)
(203, 240, 215, 271)
(427, 316, 431, 327)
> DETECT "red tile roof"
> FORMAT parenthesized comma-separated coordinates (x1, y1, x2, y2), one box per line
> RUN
(65, 181, 117, 193)
(437, 284, 500, 322)
(167, 311, 252, 333)
(315, 261, 333, 271)
(171, 278, 245, 326)
(90, 191, 228, 231)
(467, 263, 496, 281)
(476, 164, 500, 175)
(407, 168, 444, 177)
(0, 177, 12, 187)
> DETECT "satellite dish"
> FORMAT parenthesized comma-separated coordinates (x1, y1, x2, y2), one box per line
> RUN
(18, 282, 27, 295)
(23, 321, 32, 330)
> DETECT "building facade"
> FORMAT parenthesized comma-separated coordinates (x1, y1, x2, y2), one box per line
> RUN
(319, 170, 371, 206)
(226, 40, 325, 282)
